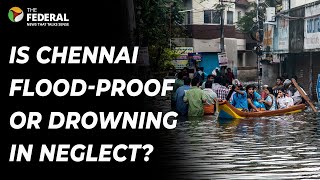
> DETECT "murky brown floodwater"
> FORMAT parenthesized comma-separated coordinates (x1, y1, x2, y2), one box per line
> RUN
(161, 112, 320, 179)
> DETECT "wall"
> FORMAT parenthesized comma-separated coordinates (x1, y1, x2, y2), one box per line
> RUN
(237, 39, 246, 51)
(245, 52, 257, 67)
(237, 68, 257, 82)
(290, 0, 318, 8)
(193, 38, 238, 69)
(274, 15, 289, 53)
(225, 38, 238, 69)
(191, 0, 236, 25)
(199, 53, 219, 75)
(289, 7, 305, 53)
(285, 53, 312, 96)
(185, 24, 236, 39)
(304, 2, 320, 51)
(261, 63, 279, 87)
(193, 38, 221, 52)
(183, 0, 193, 24)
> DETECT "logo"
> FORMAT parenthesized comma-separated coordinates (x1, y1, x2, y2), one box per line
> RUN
(8, 7, 24, 22)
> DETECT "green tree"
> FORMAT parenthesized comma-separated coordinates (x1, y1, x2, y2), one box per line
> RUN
(236, 0, 280, 41)
(135, 0, 185, 72)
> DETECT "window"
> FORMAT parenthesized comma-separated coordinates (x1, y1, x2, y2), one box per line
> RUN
(227, 11, 233, 24)
(204, 10, 221, 24)
(186, 11, 191, 24)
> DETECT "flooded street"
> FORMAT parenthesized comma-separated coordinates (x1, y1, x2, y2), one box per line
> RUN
(161, 112, 320, 179)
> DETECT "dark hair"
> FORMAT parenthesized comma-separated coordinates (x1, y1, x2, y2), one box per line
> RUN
(246, 84, 255, 100)
(246, 84, 254, 92)
(177, 72, 183, 79)
(207, 75, 214, 80)
(227, 67, 231, 71)
(276, 76, 283, 82)
(221, 80, 227, 87)
(184, 77, 191, 85)
(266, 87, 273, 95)
(278, 88, 285, 93)
(291, 75, 298, 81)
(191, 77, 199, 86)
(205, 80, 213, 88)
(282, 73, 289, 79)
(214, 76, 221, 84)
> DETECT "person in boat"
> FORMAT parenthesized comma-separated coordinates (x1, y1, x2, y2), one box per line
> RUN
(175, 77, 191, 116)
(231, 83, 248, 111)
(246, 84, 265, 112)
(283, 78, 303, 105)
(276, 88, 294, 109)
(202, 80, 218, 114)
(212, 77, 230, 101)
(201, 75, 214, 89)
(227, 78, 241, 102)
(272, 76, 284, 98)
(261, 85, 268, 100)
(183, 77, 206, 116)
(259, 87, 277, 110)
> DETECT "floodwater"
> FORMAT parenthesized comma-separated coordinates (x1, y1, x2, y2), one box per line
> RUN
(161, 112, 320, 179)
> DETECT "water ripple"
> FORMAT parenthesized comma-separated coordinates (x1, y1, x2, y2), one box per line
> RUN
(160, 113, 320, 179)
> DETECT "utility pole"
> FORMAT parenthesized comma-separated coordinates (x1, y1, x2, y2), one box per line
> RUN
(220, 0, 225, 53)
(256, 0, 261, 90)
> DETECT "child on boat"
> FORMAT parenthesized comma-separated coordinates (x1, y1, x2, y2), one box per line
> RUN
(276, 88, 294, 109)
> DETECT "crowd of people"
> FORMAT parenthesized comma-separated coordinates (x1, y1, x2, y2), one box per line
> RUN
(171, 67, 305, 117)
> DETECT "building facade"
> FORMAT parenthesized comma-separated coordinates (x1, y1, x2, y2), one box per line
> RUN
(266, 0, 320, 100)
(174, 0, 257, 82)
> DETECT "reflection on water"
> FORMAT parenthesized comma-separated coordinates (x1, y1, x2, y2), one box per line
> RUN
(161, 113, 320, 179)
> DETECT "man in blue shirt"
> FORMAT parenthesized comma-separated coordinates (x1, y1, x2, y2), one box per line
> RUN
(175, 77, 191, 116)
(231, 84, 248, 110)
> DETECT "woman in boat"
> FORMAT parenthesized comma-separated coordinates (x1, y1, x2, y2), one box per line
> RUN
(259, 87, 277, 110)
(246, 84, 265, 112)
(276, 88, 294, 109)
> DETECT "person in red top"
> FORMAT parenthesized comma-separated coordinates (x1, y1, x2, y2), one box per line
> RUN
(226, 67, 235, 85)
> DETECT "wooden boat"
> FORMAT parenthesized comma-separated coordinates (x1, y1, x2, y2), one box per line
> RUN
(217, 100, 306, 119)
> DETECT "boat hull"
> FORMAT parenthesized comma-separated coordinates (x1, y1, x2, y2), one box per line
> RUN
(218, 100, 306, 119)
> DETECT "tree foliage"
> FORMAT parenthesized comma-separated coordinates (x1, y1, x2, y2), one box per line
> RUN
(135, 0, 186, 71)
(236, 0, 279, 41)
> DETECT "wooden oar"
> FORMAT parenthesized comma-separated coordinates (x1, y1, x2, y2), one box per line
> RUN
(291, 78, 317, 112)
